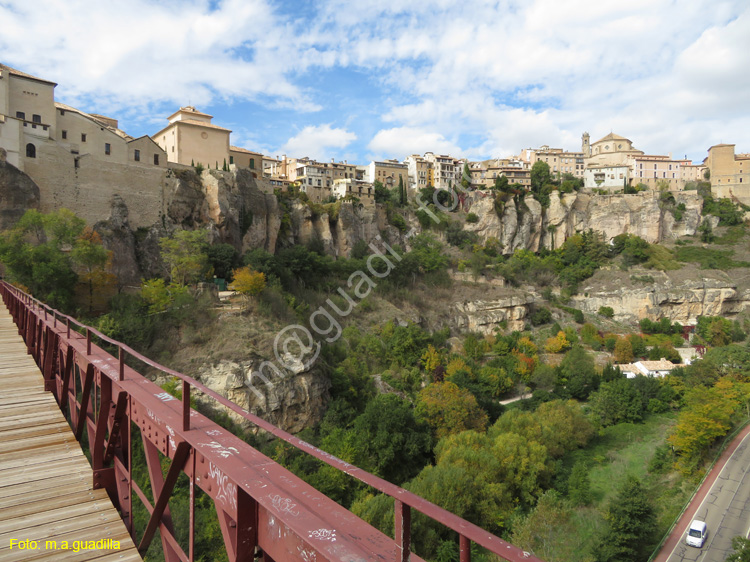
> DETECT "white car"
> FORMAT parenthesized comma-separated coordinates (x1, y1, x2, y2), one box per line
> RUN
(686, 520, 708, 548)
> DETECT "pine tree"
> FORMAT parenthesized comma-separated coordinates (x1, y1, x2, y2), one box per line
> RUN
(592, 476, 655, 562)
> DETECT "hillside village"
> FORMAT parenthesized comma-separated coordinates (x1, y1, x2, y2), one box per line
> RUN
(2, 62, 749, 228)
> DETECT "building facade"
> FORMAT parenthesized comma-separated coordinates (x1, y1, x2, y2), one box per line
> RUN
(153, 106, 231, 169)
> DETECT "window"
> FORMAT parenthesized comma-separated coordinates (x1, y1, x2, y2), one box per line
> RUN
(249, 159, 255, 169)
(26, 143, 36, 158)
(229, 156, 234, 165)
(134, 149, 140, 162)
(61, 130, 67, 139)
(153, 154, 159, 165)
(32, 114, 41, 124)
(105, 143, 111, 155)
(81, 133, 87, 142)
(16, 111, 25, 120)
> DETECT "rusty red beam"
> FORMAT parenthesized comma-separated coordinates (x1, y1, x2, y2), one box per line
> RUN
(0, 281, 544, 562)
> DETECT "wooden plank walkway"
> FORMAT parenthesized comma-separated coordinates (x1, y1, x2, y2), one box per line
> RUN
(0, 301, 142, 561)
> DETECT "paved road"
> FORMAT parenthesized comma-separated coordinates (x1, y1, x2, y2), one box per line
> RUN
(660, 427, 750, 562)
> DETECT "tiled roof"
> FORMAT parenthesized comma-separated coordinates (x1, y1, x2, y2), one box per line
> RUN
(230, 146, 262, 155)
(0, 63, 57, 85)
(174, 119, 231, 132)
(594, 132, 631, 144)
(638, 360, 677, 371)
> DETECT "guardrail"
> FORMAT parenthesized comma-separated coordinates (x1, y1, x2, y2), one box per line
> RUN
(646, 418, 750, 561)
(0, 281, 543, 562)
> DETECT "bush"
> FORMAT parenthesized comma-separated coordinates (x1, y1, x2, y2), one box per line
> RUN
(531, 307, 552, 326)
(466, 212, 479, 223)
(598, 306, 615, 318)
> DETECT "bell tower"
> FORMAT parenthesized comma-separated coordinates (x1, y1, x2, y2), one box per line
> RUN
(582, 132, 591, 158)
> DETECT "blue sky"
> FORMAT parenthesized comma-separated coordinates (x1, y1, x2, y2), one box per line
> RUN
(2, 0, 750, 164)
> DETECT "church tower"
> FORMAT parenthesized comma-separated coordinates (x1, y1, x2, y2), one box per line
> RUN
(582, 132, 591, 158)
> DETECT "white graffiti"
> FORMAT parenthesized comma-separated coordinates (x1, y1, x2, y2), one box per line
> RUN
(268, 494, 299, 516)
(208, 462, 237, 511)
(297, 545, 317, 562)
(308, 528, 337, 542)
(154, 392, 176, 402)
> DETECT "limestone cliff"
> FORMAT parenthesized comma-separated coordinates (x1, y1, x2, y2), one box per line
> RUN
(570, 268, 750, 324)
(464, 190, 704, 253)
(0, 148, 40, 230)
(193, 360, 330, 434)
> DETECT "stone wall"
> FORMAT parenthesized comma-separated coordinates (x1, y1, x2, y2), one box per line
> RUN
(23, 139, 169, 229)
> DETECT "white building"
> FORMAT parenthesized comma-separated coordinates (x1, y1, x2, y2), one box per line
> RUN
(583, 164, 631, 191)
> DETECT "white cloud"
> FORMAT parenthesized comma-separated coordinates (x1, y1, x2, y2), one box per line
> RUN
(0, 0, 317, 111)
(368, 127, 461, 159)
(1, 0, 749, 163)
(280, 125, 357, 160)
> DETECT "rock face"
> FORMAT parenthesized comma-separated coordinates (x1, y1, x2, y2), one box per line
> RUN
(453, 294, 536, 334)
(571, 269, 750, 324)
(194, 360, 330, 434)
(465, 190, 704, 253)
(0, 151, 40, 230)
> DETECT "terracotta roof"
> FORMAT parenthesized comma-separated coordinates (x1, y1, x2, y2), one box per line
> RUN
(593, 132, 631, 144)
(0, 63, 57, 85)
(637, 360, 677, 371)
(54, 102, 131, 138)
(172, 119, 231, 132)
(230, 146, 263, 155)
(167, 106, 213, 120)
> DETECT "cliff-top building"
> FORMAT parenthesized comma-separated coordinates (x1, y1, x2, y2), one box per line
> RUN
(153, 106, 231, 169)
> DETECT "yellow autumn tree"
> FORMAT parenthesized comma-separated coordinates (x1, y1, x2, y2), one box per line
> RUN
(544, 331, 571, 354)
(229, 266, 266, 308)
(421, 344, 442, 373)
(415, 381, 488, 439)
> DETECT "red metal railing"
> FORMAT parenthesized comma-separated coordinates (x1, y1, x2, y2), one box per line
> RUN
(0, 281, 543, 562)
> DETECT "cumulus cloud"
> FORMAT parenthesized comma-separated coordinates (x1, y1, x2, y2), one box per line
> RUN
(0, 0, 318, 111)
(368, 127, 461, 159)
(280, 125, 357, 161)
(1, 0, 749, 162)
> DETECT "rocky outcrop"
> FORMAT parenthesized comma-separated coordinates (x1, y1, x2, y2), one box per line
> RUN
(571, 269, 750, 324)
(465, 190, 704, 253)
(453, 294, 536, 334)
(194, 360, 330, 434)
(0, 150, 40, 230)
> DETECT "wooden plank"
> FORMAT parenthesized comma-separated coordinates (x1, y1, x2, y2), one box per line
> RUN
(0, 496, 116, 535)
(0, 473, 90, 503)
(0, 301, 142, 561)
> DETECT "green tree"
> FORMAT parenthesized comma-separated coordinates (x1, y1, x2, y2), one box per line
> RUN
(346, 394, 432, 484)
(461, 162, 471, 189)
(727, 536, 750, 562)
(567, 461, 592, 506)
(0, 208, 85, 310)
(373, 180, 389, 203)
(530, 161, 552, 192)
(159, 230, 212, 285)
(593, 476, 656, 562)
(559, 345, 599, 400)
(511, 490, 576, 562)
(589, 379, 644, 427)
(207, 243, 239, 280)
(494, 174, 509, 192)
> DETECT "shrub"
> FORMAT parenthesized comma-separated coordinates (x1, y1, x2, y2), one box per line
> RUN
(598, 306, 615, 318)
(531, 307, 552, 326)
(466, 212, 479, 223)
